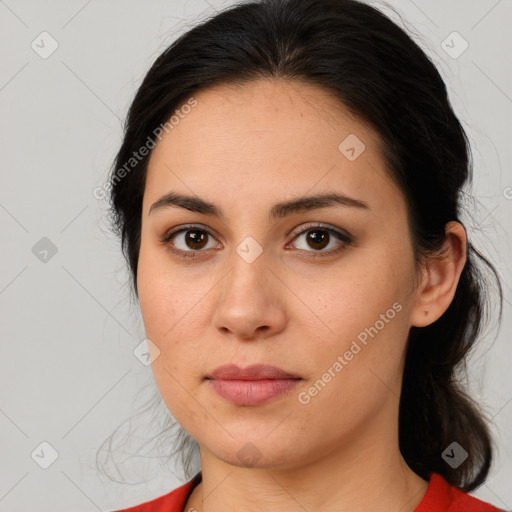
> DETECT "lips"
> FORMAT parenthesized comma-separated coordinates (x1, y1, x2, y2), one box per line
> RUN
(205, 364, 302, 406)
(206, 363, 300, 381)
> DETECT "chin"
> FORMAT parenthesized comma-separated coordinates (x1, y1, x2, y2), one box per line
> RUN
(202, 433, 310, 470)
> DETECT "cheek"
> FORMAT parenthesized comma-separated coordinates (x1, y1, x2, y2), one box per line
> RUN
(297, 254, 411, 384)
(307, 258, 402, 334)
(137, 245, 194, 341)
(136, 247, 211, 384)
(137, 254, 202, 419)
(291, 278, 410, 441)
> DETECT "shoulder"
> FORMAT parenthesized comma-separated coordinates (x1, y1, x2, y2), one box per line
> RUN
(112, 472, 202, 512)
(415, 472, 507, 512)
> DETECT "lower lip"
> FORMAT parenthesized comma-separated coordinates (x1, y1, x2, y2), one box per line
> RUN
(207, 378, 301, 406)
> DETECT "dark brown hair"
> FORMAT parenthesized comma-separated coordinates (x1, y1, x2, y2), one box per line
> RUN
(103, 0, 503, 491)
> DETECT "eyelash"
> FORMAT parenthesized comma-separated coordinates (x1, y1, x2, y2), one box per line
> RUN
(161, 223, 352, 260)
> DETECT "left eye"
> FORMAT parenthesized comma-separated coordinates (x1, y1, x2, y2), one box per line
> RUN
(288, 225, 351, 255)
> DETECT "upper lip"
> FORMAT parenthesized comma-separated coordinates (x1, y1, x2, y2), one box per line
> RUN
(206, 364, 301, 380)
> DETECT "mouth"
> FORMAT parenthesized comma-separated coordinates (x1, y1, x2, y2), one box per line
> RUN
(205, 364, 302, 406)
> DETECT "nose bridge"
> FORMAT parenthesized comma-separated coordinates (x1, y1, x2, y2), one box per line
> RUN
(211, 237, 287, 339)
(223, 237, 270, 303)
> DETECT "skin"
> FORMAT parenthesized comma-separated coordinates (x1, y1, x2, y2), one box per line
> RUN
(137, 79, 467, 512)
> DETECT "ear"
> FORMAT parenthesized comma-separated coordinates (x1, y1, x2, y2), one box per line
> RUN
(411, 221, 467, 327)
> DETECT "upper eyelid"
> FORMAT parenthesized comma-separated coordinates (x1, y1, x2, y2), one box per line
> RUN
(288, 222, 349, 240)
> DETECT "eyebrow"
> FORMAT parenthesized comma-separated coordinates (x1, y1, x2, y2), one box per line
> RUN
(148, 191, 370, 221)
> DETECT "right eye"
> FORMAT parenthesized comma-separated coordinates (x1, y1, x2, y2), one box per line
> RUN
(162, 225, 222, 259)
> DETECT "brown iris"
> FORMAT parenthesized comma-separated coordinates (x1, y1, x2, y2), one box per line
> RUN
(305, 229, 330, 251)
(185, 230, 208, 250)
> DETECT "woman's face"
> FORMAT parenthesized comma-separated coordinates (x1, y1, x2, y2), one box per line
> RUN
(137, 79, 425, 469)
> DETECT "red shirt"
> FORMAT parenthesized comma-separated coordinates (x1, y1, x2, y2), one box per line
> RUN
(112, 471, 506, 512)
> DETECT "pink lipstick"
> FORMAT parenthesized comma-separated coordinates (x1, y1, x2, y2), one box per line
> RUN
(205, 364, 302, 406)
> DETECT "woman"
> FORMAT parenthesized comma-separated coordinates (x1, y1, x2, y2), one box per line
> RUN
(106, 0, 506, 510)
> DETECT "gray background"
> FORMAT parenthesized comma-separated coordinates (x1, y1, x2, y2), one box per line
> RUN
(1, 0, 511, 510)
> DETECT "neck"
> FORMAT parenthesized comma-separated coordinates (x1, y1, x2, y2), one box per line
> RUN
(185, 415, 428, 512)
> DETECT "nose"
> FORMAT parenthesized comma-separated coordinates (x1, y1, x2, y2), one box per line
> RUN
(211, 252, 287, 342)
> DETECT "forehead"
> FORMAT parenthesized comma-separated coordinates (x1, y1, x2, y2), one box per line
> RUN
(144, 79, 402, 219)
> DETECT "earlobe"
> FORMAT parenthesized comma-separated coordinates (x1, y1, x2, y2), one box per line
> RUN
(410, 221, 467, 328)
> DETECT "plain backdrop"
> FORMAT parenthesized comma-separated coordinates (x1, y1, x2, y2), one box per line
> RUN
(1, 0, 511, 510)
